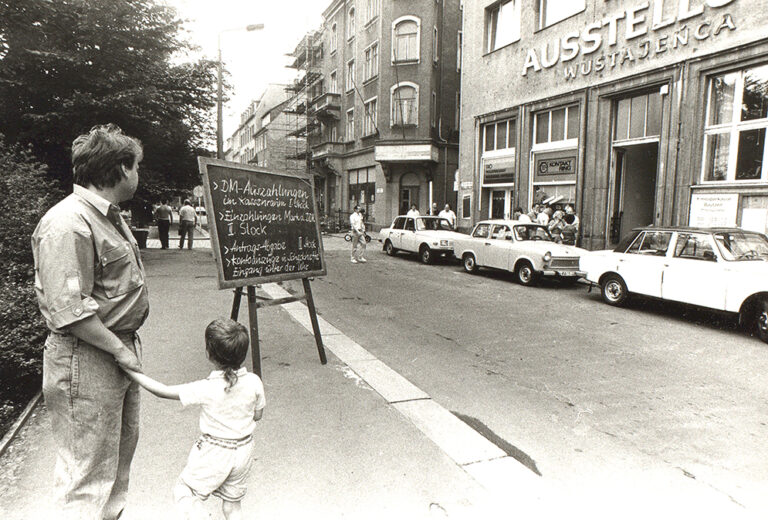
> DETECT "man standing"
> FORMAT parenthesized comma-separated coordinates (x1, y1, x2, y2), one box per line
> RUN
(178, 199, 197, 249)
(406, 204, 420, 217)
(438, 204, 457, 229)
(153, 199, 173, 249)
(430, 202, 439, 216)
(349, 205, 367, 264)
(31, 124, 148, 519)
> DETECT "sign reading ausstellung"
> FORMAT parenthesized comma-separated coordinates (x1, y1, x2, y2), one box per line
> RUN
(522, 0, 738, 80)
(198, 157, 327, 289)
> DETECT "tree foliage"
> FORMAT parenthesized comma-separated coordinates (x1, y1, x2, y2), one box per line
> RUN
(0, 0, 219, 201)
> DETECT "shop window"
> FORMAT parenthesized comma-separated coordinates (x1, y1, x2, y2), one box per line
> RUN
(391, 82, 419, 126)
(537, 0, 585, 30)
(702, 64, 768, 183)
(392, 16, 420, 63)
(614, 91, 663, 142)
(483, 118, 516, 152)
(363, 97, 377, 136)
(364, 42, 379, 81)
(349, 167, 377, 218)
(485, 0, 520, 53)
(534, 105, 579, 146)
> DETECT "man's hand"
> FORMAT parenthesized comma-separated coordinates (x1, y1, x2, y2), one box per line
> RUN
(114, 348, 142, 372)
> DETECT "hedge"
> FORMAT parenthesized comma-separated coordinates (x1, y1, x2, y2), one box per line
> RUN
(0, 137, 63, 438)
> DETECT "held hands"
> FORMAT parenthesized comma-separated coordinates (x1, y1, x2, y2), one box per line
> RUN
(114, 347, 142, 372)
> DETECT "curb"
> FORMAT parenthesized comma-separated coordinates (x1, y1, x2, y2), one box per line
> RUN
(0, 392, 43, 459)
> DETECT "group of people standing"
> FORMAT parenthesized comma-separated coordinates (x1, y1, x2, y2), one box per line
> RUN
(513, 203, 580, 246)
(153, 199, 198, 249)
(405, 203, 457, 229)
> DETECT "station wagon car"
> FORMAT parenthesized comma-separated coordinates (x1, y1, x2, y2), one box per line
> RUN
(379, 215, 465, 264)
(452, 219, 586, 285)
(580, 226, 768, 343)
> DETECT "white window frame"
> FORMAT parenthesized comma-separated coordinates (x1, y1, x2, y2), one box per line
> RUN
(346, 59, 355, 93)
(457, 30, 463, 71)
(433, 26, 439, 63)
(538, 0, 586, 30)
(482, 117, 516, 155)
(485, 0, 521, 53)
(363, 96, 378, 136)
(348, 7, 355, 41)
(531, 104, 580, 152)
(431, 91, 437, 128)
(365, 0, 381, 24)
(346, 108, 355, 142)
(701, 67, 768, 184)
(331, 23, 338, 54)
(390, 81, 419, 127)
(392, 15, 421, 64)
(364, 41, 379, 82)
(330, 70, 338, 94)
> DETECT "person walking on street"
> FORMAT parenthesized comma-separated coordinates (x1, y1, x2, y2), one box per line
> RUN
(179, 199, 197, 249)
(123, 318, 266, 520)
(31, 124, 148, 519)
(349, 205, 367, 264)
(154, 199, 173, 249)
(438, 204, 457, 229)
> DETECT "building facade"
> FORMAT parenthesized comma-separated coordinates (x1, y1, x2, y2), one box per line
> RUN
(459, 0, 768, 248)
(225, 84, 291, 164)
(290, 0, 463, 229)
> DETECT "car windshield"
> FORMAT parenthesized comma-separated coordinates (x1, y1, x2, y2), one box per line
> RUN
(513, 225, 553, 241)
(416, 218, 453, 231)
(713, 231, 768, 261)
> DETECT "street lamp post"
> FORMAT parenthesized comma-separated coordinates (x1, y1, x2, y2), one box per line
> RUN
(217, 23, 264, 159)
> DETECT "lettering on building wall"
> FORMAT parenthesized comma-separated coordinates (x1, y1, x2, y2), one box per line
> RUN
(521, 0, 739, 80)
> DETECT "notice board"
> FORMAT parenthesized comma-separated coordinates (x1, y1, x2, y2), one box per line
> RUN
(198, 157, 327, 289)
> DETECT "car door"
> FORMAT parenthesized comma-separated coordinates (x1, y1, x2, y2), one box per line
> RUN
(615, 231, 672, 298)
(486, 224, 513, 270)
(661, 232, 727, 310)
(387, 217, 405, 248)
(401, 217, 418, 252)
(471, 223, 492, 266)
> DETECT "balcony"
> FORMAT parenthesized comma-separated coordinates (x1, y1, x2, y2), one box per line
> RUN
(311, 140, 345, 160)
(310, 92, 341, 120)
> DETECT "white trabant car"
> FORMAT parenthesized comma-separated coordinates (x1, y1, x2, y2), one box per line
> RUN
(379, 215, 465, 264)
(453, 219, 586, 285)
(580, 226, 768, 343)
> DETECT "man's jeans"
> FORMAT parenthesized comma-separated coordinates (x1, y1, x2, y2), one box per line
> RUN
(351, 232, 366, 260)
(179, 221, 194, 249)
(157, 219, 170, 249)
(43, 331, 141, 520)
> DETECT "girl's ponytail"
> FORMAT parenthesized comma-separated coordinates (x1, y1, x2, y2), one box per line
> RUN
(223, 367, 238, 392)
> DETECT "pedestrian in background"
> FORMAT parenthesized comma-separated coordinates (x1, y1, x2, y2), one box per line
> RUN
(154, 199, 173, 249)
(438, 204, 457, 229)
(430, 202, 439, 216)
(124, 318, 265, 520)
(179, 199, 197, 249)
(31, 124, 148, 519)
(349, 204, 367, 264)
(406, 204, 420, 217)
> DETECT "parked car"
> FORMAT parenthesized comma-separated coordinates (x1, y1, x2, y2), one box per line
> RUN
(379, 215, 465, 264)
(453, 219, 586, 285)
(580, 226, 768, 343)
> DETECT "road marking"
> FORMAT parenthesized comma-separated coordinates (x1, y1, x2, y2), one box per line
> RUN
(262, 283, 542, 499)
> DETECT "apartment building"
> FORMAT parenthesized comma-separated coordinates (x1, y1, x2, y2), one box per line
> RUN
(225, 84, 290, 164)
(459, 0, 768, 247)
(290, 0, 463, 229)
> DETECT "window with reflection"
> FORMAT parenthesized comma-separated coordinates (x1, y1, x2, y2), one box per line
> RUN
(702, 64, 768, 183)
(538, 0, 586, 30)
(486, 0, 520, 52)
(614, 91, 663, 142)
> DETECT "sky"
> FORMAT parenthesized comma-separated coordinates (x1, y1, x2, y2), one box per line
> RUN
(162, 0, 324, 140)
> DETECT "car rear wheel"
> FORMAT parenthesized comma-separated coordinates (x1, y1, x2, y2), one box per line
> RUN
(515, 261, 538, 286)
(756, 298, 768, 344)
(384, 240, 397, 256)
(463, 253, 478, 273)
(419, 245, 434, 265)
(601, 274, 628, 306)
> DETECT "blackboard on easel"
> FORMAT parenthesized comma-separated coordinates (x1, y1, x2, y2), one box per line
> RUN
(197, 157, 328, 377)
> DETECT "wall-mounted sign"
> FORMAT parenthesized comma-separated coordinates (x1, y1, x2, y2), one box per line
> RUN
(483, 153, 516, 185)
(689, 193, 738, 228)
(536, 156, 576, 176)
(460, 181, 473, 190)
(376, 187, 384, 194)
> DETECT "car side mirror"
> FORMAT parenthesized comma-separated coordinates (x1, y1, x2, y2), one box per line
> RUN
(703, 250, 717, 261)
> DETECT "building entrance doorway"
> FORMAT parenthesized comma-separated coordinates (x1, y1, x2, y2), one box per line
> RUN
(489, 188, 512, 219)
(610, 142, 659, 243)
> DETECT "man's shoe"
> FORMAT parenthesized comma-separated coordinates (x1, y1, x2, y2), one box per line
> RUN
(358, 258, 367, 263)
(351, 259, 358, 263)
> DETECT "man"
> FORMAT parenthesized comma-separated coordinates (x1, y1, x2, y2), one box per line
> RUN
(178, 199, 197, 249)
(31, 124, 148, 519)
(438, 204, 457, 229)
(349, 205, 367, 264)
(153, 199, 173, 249)
(406, 204, 420, 217)
(430, 202, 439, 216)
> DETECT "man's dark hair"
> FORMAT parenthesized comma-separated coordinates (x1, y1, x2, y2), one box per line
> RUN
(72, 124, 143, 189)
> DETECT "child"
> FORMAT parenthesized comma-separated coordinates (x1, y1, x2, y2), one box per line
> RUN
(124, 318, 265, 520)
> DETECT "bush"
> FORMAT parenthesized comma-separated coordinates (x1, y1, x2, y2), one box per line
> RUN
(0, 136, 63, 438)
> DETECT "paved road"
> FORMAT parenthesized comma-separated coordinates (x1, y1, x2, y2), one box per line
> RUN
(281, 239, 768, 517)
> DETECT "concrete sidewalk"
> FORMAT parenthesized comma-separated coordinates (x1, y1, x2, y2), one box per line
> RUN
(0, 244, 529, 519)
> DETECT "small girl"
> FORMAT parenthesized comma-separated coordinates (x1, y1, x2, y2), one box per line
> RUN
(124, 318, 265, 520)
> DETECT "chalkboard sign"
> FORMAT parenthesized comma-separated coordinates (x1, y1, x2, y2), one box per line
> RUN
(198, 157, 327, 289)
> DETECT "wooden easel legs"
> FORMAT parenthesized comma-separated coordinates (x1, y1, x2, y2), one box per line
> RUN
(229, 279, 327, 379)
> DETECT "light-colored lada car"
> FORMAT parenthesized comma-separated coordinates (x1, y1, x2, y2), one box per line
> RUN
(379, 215, 465, 264)
(580, 226, 768, 343)
(453, 219, 586, 285)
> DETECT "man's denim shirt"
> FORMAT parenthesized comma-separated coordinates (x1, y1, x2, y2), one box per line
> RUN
(31, 185, 149, 333)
